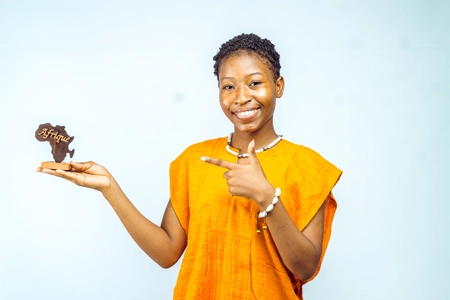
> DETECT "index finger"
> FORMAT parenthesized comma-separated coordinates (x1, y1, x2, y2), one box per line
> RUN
(201, 156, 237, 170)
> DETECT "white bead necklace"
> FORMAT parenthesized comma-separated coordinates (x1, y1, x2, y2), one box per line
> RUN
(226, 132, 283, 158)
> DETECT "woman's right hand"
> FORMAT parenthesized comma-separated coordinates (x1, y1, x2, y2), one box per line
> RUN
(36, 161, 113, 193)
(37, 161, 188, 268)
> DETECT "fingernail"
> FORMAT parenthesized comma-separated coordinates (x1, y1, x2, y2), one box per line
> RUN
(200, 157, 207, 162)
(250, 139, 255, 149)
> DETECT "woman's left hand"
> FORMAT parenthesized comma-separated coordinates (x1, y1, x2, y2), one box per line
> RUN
(201, 140, 274, 207)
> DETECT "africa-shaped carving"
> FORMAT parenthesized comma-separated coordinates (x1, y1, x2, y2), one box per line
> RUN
(35, 123, 75, 163)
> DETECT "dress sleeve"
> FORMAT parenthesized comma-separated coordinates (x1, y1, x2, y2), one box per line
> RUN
(170, 153, 190, 234)
(169, 138, 223, 235)
(284, 146, 342, 283)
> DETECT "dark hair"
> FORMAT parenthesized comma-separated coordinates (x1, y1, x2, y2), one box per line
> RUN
(213, 33, 281, 82)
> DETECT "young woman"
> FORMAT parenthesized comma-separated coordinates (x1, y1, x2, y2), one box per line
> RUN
(37, 33, 342, 300)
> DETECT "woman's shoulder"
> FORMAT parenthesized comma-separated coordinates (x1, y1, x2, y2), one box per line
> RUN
(185, 136, 227, 153)
(173, 136, 227, 161)
(279, 139, 325, 159)
(279, 139, 341, 173)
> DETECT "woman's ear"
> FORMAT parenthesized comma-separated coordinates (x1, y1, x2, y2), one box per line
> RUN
(276, 76, 285, 98)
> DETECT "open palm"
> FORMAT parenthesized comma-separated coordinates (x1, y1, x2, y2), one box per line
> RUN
(37, 161, 112, 193)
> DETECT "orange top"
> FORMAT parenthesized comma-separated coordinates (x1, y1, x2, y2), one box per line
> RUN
(170, 138, 342, 299)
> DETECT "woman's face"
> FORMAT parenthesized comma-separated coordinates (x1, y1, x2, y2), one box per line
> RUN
(218, 53, 284, 135)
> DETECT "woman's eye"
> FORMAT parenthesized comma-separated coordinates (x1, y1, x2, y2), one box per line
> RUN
(250, 81, 261, 86)
(223, 85, 234, 90)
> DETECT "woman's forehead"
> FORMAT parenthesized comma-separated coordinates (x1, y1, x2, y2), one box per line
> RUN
(219, 53, 272, 78)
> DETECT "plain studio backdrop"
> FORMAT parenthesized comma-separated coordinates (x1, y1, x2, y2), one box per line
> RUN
(1, 1, 449, 299)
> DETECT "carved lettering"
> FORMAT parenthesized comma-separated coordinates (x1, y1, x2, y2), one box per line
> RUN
(49, 130, 58, 139)
(37, 127, 70, 143)
(38, 128, 48, 137)
(35, 123, 75, 163)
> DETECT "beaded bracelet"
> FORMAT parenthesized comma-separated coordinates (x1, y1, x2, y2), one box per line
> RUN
(258, 187, 281, 218)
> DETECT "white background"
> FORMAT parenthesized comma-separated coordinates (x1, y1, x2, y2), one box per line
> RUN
(1, 1, 449, 299)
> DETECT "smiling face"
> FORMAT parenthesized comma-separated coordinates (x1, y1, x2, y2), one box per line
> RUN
(218, 53, 285, 137)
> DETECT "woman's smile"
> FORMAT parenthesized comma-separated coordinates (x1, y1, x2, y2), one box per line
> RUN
(233, 107, 260, 120)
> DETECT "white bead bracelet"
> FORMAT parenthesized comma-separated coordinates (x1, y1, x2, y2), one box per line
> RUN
(258, 187, 281, 218)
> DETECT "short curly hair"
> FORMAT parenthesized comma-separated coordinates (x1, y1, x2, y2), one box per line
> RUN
(213, 33, 281, 82)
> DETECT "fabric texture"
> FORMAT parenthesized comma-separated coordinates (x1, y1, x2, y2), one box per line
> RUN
(170, 137, 342, 300)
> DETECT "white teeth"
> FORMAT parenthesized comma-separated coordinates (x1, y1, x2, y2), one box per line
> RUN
(236, 109, 257, 117)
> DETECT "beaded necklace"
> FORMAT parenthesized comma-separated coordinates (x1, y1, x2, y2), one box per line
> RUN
(225, 132, 283, 158)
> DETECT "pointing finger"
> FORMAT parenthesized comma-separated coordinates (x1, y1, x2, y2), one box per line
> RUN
(201, 156, 236, 170)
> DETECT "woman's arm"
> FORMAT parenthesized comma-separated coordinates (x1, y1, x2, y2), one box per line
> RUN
(37, 161, 187, 268)
(255, 183, 326, 281)
(201, 141, 326, 281)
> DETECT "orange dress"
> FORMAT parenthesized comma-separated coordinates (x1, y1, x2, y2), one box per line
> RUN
(170, 137, 342, 299)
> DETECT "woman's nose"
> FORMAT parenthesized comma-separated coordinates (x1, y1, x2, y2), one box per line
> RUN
(235, 86, 251, 104)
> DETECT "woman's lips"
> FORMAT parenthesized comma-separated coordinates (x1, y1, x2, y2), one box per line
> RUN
(233, 108, 259, 120)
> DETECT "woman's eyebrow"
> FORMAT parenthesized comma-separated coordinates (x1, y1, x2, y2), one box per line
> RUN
(221, 72, 264, 82)
(247, 72, 263, 77)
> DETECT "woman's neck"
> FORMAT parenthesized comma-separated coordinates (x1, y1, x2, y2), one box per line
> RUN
(230, 128, 279, 153)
